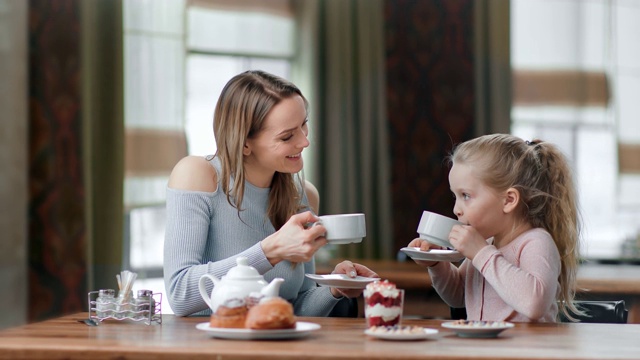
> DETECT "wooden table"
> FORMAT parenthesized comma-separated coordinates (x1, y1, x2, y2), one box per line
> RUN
(318, 260, 640, 322)
(0, 313, 638, 359)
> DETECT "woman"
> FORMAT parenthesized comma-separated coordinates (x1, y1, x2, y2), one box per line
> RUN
(164, 70, 377, 317)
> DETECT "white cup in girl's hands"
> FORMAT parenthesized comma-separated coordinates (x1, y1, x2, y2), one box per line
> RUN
(317, 213, 366, 244)
(417, 211, 463, 249)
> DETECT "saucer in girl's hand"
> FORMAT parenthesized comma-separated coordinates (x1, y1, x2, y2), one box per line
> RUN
(400, 247, 465, 262)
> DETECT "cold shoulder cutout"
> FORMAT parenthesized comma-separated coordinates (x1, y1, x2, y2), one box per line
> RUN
(168, 155, 218, 192)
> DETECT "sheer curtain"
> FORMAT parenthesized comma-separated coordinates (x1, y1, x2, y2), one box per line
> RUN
(123, 0, 186, 212)
(294, 0, 392, 260)
(473, 0, 511, 136)
(121, 1, 186, 315)
(82, 0, 125, 292)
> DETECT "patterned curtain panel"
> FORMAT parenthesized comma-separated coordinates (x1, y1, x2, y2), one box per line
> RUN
(385, 0, 477, 255)
(28, 0, 87, 322)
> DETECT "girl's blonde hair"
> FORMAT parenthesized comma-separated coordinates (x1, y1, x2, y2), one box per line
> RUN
(449, 133, 583, 321)
(213, 70, 307, 229)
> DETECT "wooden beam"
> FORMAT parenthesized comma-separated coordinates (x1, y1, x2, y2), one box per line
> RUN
(619, 143, 640, 174)
(513, 70, 609, 107)
(125, 128, 187, 177)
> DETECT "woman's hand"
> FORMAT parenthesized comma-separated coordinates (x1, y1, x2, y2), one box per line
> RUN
(448, 224, 487, 260)
(406, 238, 443, 268)
(329, 261, 379, 298)
(261, 211, 328, 266)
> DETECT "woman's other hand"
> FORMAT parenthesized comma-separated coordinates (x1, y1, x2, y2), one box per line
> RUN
(407, 238, 443, 268)
(261, 211, 327, 266)
(329, 261, 379, 298)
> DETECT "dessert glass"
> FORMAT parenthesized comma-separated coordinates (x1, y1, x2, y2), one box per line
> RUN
(363, 281, 404, 327)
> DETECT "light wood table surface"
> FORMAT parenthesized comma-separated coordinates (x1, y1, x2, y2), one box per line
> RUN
(318, 260, 640, 322)
(0, 313, 638, 360)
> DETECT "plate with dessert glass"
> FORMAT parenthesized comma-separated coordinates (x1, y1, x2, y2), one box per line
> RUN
(196, 321, 321, 340)
(305, 274, 380, 289)
(365, 325, 439, 341)
(441, 320, 514, 338)
(400, 247, 465, 262)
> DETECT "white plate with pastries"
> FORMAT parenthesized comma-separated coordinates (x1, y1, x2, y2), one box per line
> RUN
(365, 326, 439, 341)
(305, 274, 380, 289)
(196, 321, 321, 340)
(441, 320, 514, 338)
(400, 247, 465, 262)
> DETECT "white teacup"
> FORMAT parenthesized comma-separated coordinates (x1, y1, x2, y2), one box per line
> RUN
(317, 213, 366, 244)
(416, 211, 462, 249)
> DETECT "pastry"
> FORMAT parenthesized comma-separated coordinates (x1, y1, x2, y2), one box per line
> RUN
(209, 299, 248, 329)
(244, 297, 296, 330)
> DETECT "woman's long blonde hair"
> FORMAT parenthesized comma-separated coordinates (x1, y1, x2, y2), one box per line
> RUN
(449, 133, 584, 321)
(213, 70, 307, 229)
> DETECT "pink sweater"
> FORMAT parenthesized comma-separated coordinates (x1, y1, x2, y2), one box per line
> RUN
(428, 228, 560, 322)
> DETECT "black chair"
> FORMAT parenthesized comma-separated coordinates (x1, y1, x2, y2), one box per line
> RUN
(328, 297, 359, 318)
(451, 300, 628, 323)
(559, 300, 629, 324)
(450, 307, 467, 320)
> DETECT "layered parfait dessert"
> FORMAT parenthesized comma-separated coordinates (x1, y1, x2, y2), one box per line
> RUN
(363, 280, 404, 327)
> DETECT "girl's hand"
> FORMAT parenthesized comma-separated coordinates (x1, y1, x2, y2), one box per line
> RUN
(329, 261, 379, 298)
(406, 238, 444, 268)
(261, 211, 328, 266)
(448, 224, 487, 260)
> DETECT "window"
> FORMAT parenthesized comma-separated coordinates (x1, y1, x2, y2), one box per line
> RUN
(510, 0, 640, 260)
(185, 3, 294, 155)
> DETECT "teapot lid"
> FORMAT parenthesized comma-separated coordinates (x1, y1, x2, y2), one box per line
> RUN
(226, 257, 263, 279)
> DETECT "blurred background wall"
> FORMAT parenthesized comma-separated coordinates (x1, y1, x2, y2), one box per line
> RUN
(0, 0, 28, 329)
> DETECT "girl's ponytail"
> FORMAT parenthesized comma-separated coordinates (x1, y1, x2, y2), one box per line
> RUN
(530, 141, 583, 321)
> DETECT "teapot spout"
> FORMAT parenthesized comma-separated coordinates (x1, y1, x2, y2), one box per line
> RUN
(261, 277, 284, 298)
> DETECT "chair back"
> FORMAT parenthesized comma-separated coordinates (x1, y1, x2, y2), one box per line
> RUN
(451, 300, 629, 323)
(559, 300, 629, 324)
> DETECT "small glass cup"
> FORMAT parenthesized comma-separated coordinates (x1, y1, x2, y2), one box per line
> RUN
(364, 288, 404, 328)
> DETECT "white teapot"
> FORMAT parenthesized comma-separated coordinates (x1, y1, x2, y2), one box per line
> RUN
(198, 256, 284, 313)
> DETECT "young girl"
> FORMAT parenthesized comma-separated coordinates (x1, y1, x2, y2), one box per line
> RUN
(408, 133, 583, 322)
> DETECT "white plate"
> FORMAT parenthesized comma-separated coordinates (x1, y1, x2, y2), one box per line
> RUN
(418, 233, 454, 249)
(364, 327, 439, 341)
(196, 321, 321, 340)
(400, 247, 465, 262)
(441, 321, 514, 338)
(305, 274, 380, 289)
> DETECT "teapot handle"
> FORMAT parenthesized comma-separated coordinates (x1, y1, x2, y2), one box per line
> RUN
(198, 274, 219, 310)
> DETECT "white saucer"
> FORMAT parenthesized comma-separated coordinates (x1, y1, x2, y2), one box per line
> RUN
(364, 327, 439, 341)
(305, 274, 380, 289)
(441, 321, 514, 338)
(400, 247, 465, 262)
(196, 321, 320, 340)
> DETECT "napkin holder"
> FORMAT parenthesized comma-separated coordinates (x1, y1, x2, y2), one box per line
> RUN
(87, 291, 163, 325)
